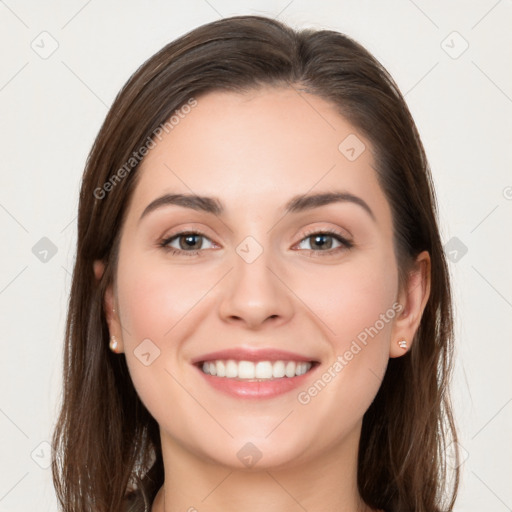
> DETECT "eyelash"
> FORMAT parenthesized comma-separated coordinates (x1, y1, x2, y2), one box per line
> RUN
(298, 228, 354, 257)
(158, 228, 353, 258)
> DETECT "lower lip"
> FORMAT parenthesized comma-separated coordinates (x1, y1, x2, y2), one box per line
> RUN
(195, 364, 318, 399)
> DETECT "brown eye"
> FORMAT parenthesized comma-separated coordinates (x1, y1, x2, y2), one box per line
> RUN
(160, 231, 215, 255)
(304, 233, 336, 250)
(296, 230, 353, 255)
(176, 233, 204, 250)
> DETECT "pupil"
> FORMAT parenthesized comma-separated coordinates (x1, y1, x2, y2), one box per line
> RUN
(313, 234, 331, 250)
(182, 234, 200, 250)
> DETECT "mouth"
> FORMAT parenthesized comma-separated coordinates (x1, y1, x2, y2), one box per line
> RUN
(191, 348, 321, 399)
(196, 359, 319, 381)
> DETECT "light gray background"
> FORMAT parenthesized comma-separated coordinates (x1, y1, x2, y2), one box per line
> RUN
(1, 1, 511, 510)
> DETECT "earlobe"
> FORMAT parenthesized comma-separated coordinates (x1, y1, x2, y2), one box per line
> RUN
(389, 251, 431, 358)
(93, 260, 105, 281)
(93, 259, 125, 354)
(109, 335, 122, 354)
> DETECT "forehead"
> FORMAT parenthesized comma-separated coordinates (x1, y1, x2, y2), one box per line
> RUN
(128, 86, 388, 220)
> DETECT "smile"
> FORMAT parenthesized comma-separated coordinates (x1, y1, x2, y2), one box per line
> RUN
(200, 359, 314, 380)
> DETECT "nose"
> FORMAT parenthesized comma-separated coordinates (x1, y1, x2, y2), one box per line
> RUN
(218, 247, 294, 330)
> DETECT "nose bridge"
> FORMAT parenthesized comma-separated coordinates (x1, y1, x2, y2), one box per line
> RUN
(218, 234, 293, 327)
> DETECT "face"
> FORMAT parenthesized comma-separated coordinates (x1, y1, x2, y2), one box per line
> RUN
(99, 86, 422, 471)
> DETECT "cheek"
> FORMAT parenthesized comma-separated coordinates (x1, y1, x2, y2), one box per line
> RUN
(295, 250, 399, 350)
(114, 245, 230, 423)
(292, 248, 398, 414)
(116, 250, 213, 345)
(293, 297, 396, 450)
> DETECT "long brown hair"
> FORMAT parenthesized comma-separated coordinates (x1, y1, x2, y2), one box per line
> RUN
(51, 15, 459, 512)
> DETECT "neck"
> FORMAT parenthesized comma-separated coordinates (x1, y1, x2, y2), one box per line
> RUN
(152, 423, 375, 512)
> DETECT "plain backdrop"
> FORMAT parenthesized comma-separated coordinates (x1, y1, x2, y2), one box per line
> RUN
(1, 1, 511, 510)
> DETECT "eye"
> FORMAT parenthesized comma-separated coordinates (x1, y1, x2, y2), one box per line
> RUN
(158, 228, 353, 257)
(295, 229, 353, 256)
(159, 231, 215, 256)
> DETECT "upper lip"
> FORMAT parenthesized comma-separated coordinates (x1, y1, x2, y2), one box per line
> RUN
(191, 347, 319, 365)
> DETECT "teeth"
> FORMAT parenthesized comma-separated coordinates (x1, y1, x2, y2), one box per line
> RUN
(201, 360, 313, 380)
(285, 361, 296, 377)
(216, 360, 226, 377)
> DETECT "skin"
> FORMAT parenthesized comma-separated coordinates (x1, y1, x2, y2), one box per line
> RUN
(94, 86, 430, 512)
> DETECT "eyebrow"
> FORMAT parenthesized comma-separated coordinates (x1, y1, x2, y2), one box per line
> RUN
(139, 191, 375, 223)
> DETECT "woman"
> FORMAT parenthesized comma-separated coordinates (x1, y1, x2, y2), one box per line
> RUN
(51, 15, 459, 512)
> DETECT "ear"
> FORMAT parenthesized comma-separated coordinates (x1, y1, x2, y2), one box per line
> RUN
(93, 259, 124, 353)
(389, 250, 431, 358)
